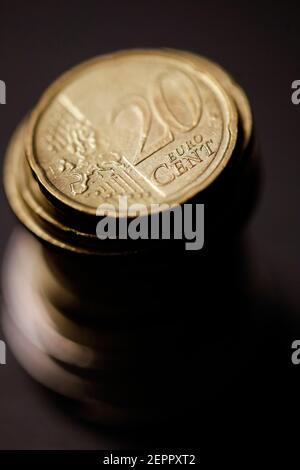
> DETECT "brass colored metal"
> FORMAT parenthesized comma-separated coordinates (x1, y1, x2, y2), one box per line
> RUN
(26, 50, 239, 217)
(2, 49, 258, 426)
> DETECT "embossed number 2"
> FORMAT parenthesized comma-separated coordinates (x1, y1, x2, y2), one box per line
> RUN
(112, 69, 202, 166)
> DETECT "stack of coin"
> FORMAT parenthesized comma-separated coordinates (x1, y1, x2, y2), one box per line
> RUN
(2, 49, 259, 426)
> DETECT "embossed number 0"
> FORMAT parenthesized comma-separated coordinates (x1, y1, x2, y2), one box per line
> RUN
(112, 69, 202, 165)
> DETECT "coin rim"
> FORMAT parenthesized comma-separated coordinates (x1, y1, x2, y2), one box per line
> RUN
(26, 48, 238, 217)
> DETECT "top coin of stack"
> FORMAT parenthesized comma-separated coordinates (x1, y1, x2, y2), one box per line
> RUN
(4, 49, 255, 254)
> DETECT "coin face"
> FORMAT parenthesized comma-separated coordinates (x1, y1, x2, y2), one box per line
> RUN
(27, 49, 238, 216)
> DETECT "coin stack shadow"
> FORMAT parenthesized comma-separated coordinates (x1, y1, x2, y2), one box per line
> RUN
(3, 229, 257, 426)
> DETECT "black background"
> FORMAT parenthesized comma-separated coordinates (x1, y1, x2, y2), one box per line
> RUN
(0, 0, 300, 452)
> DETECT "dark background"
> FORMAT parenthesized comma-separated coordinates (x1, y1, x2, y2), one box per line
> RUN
(0, 0, 299, 451)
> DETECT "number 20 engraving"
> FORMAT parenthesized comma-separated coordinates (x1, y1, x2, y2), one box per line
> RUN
(112, 69, 202, 165)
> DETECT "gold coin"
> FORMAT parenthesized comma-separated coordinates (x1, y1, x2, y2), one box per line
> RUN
(26, 49, 238, 217)
(173, 49, 252, 150)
